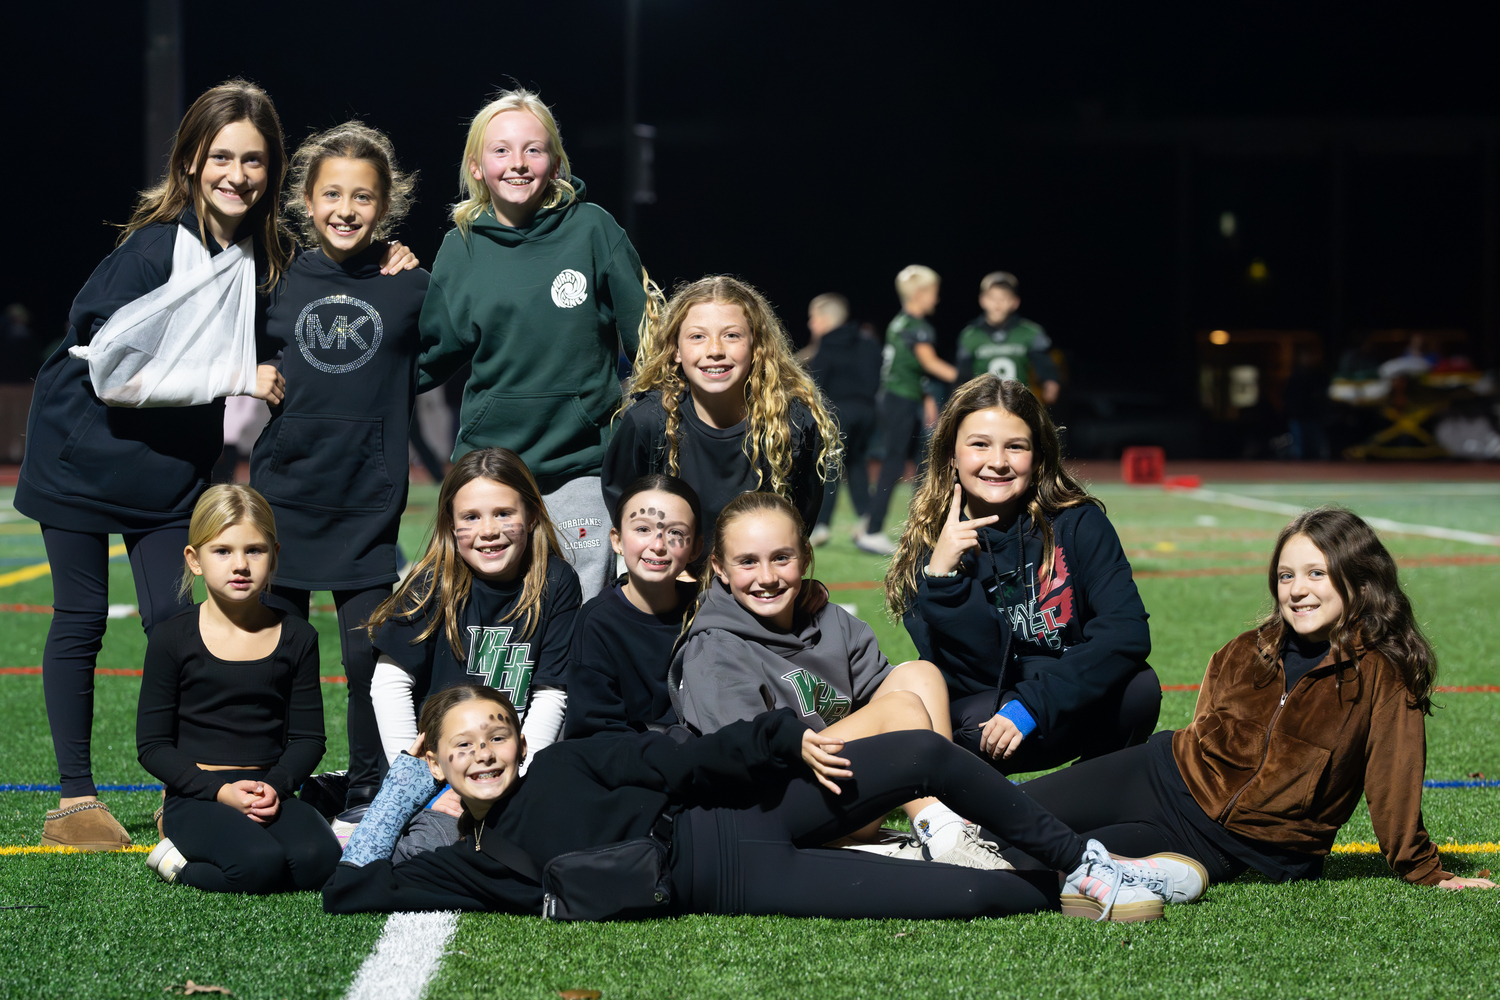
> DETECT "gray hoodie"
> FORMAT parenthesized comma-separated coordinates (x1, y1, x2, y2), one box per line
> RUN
(669, 580, 892, 733)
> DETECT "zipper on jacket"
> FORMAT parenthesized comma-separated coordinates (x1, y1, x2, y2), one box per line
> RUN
(1218, 671, 1305, 823)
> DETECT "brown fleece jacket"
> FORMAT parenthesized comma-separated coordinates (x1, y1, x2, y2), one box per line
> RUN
(1173, 627, 1451, 885)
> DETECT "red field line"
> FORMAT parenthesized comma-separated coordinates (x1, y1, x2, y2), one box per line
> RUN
(0, 603, 54, 614)
(0, 665, 348, 683)
(1162, 683, 1499, 693)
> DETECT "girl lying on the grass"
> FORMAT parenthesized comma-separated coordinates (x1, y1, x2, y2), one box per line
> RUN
(323, 683, 1201, 921)
(138, 486, 341, 891)
(669, 491, 1000, 867)
(1013, 506, 1496, 891)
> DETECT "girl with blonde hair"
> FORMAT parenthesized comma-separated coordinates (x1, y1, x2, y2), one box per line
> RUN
(887, 375, 1158, 774)
(418, 88, 650, 603)
(138, 485, 340, 891)
(603, 276, 841, 555)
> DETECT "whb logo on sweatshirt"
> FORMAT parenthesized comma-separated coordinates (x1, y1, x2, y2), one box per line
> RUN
(465, 625, 536, 710)
(550, 269, 588, 308)
(781, 668, 852, 726)
(991, 545, 1075, 652)
(293, 295, 384, 374)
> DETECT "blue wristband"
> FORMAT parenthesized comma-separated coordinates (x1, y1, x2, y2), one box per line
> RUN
(427, 784, 452, 810)
(996, 699, 1038, 739)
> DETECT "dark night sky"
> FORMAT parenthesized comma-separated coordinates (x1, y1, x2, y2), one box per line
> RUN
(5, 1, 1500, 394)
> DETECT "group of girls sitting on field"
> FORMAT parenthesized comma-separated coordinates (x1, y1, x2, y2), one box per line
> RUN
(27, 77, 1493, 920)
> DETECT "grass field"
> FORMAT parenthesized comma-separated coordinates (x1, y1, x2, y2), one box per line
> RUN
(1, 476, 1497, 999)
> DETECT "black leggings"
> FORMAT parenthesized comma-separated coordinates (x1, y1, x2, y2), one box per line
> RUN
(273, 585, 391, 808)
(866, 393, 925, 534)
(1018, 742, 1248, 885)
(164, 780, 342, 893)
(816, 401, 876, 526)
(41, 524, 193, 797)
(951, 666, 1162, 774)
(686, 730, 1082, 918)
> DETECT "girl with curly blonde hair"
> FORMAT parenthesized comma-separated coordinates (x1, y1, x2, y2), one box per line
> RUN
(603, 276, 841, 556)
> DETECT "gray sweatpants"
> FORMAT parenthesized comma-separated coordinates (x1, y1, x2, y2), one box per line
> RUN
(543, 475, 613, 603)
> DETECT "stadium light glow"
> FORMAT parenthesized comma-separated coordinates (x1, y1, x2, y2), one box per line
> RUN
(1210, 330, 1231, 345)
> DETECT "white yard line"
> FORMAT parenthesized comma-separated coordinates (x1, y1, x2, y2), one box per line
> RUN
(344, 911, 460, 1000)
(1166, 486, 1500, 546)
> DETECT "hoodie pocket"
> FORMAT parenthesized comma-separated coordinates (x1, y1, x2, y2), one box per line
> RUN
(259, 414, 393, 513)
(459, 391, 600, 466)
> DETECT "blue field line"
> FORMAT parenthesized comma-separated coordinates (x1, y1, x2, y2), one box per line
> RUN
(0, 783, 164, 792)
(1423, 779, 1500, 789)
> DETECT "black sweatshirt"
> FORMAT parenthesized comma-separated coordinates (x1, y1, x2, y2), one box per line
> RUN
(135, 604, 324, 802)
(372, 556, 581, 712)
(252, 246, 430, 589)
(563, 576, 696, 738)
(322, 709, 806, 914)
(17, 207, 269, 533)
(603, 390, 825, 544)
(805, 323, 883, 406)
(904, 504, 1150, 737)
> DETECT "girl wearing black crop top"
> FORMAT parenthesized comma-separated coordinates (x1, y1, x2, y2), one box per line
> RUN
(136, 485, 340, 892)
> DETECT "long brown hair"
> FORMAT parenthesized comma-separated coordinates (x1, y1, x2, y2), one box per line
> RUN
(1259, 507, 1436, 713)
(120, 79, 292, 289)
(366, 449, 563, 658)
(284, 120, 417, 247)
(885, 375, 1099, 617)
(625, 276, 842, 504)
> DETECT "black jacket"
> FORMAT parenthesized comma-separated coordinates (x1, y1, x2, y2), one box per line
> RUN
(805, 323, 883, 406)
(251, 245, 429, 589)
(321, 709, 806, 913)
(603, 390, 825, 544)
(16, 207, 269, 533)
(904, 504, 1150, 736)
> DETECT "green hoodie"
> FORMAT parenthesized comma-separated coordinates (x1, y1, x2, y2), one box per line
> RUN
(418, 177, 647, 489)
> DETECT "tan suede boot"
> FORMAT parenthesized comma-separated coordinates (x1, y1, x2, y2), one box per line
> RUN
(41, 801, 132, 851)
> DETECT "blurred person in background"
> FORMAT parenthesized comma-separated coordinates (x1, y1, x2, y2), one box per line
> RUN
(955, 272, 1059, 405)
(799, 294, 883, 547)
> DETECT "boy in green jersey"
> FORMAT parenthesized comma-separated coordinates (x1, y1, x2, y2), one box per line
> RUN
(857, 265, 957, 556)
(954, 272, 1060, 404)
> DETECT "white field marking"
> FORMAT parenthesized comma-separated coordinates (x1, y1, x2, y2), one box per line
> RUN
(836, 603, 860, 617)
(1166, 487, 1500, 547)
(344, 910, 459, 1000)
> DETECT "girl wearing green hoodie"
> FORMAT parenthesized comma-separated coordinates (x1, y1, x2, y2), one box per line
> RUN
(418, 89, 650, 602)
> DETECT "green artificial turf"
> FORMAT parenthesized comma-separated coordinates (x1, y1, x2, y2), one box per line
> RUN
(1, 479, 1497, 1000)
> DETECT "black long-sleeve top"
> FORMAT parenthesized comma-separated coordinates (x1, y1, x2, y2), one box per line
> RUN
(903, 504, 1150, 737)
(804, 323, 884, 406)
(602, 390, 825, 547)
(322, 709, 806, 914)
(563, 577, 696, 738)
(16, 206, 270, 534)
(136, 605, 325, 801)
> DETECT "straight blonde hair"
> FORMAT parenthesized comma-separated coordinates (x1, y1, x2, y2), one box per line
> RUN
(625, 276, 843, 502)
(452, 89, 576, 236)
(179, 485, 279, 598)
(366, 449, 564, 659)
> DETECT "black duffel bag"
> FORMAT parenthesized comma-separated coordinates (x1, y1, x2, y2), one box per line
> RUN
(485, 819, 675, 922)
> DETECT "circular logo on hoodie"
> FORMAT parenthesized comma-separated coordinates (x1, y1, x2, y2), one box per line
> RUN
(551, 269, 588, 308)
(293, 295, 383, 374)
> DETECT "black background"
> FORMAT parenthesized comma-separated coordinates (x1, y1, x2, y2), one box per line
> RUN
(4, 1, 1499, 395)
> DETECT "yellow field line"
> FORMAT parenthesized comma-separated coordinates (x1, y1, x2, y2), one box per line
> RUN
(2, 842, 1496, 857)
(0, 543, 127, 588)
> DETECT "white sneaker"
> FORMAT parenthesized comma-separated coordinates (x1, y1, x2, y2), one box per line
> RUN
(850, 515, 869, 541)
(854, 532, 896, 556)
(1061, 839, 1167, 922)
(1111, 852, 1209, 905)
(809, 524, 832, 547)
(147, 838, 187, 884)
(924, 826, 1015, 871)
